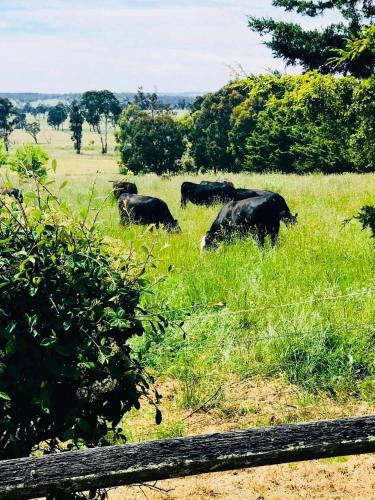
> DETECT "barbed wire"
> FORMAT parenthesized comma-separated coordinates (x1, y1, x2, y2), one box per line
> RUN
(143, 287, 375, 323)
(141, 322, 375, 353)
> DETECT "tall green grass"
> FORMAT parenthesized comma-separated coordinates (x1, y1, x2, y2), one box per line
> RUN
(61, 172, 375, 402)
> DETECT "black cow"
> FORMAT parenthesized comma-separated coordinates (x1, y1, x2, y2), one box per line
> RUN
(235, 189, 297, 225)
(201, 195, 296, 250)
(0, 187, 23, 203)
(119, 193, 180, 232)
(200, 179, 234, 188)
(112, 181, 138, 199)
(181, 181, 236, 208)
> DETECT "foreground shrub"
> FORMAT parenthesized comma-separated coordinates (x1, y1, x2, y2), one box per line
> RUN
(0, 141, 7, 167)
(0, 171, 164, 460)
(9, 144, 49, 178)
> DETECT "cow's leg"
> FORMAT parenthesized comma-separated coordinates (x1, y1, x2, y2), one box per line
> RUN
(270, 221, 280, 246)
(256, 230, 265, 247)
(181, 194, 188, 208)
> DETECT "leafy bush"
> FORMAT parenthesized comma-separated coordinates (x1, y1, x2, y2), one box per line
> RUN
(9, 144, 49, 178)
(187, 72, 375, 174)
(349, 77, 375, 172)
(0, 172, 165, 460)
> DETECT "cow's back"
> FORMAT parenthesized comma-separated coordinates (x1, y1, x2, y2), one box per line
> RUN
(119, 193, 178, 230)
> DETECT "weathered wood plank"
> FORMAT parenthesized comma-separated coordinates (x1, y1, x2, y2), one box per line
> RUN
(0, 416, 374, 499)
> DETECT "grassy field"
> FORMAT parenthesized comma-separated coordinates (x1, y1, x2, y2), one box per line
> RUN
(6, 121, 375, 496)
(8, 123, 375, 430)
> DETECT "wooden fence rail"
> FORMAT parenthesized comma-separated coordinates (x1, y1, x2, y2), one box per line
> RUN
(0, 415, 374, 499)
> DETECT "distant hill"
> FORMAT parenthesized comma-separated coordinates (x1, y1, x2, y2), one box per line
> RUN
(0, 92, 201, 109)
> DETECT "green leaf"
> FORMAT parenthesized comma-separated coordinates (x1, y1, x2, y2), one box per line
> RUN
(51, 158, 57, 172)
(40, 338, 57, 348)
(0, 392, 11, 401)
(5, 340, 16, 356)
(59, 180, 68, 190)
(98, 350, 107, 365)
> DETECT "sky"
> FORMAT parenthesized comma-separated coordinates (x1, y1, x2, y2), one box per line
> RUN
(0, 0, 342, 93)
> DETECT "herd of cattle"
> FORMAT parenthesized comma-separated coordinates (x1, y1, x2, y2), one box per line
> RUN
(0, 180, 297, 249)
(113, 180, 297, 250)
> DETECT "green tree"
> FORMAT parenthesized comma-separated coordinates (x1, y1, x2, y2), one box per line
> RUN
(69, 100, 84, 154)
(47, 103, 68, 130)
(332, 24, 375, 71)
(13, 108, 27, 130)
(34, 103, 49, 121)
(188, 82, 249, 173)
(133, 87, 170, 116)
(116, 105, 185, 175)
(0, 98, 16, 152)
(249, 1, 375, 77)
(24, 121, 41, 144)
(81, 90, 121, 154)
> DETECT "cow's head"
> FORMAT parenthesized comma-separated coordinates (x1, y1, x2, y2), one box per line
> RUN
(200, 233, 217, 251)
(282, 211, 298, 226)
(169, 219, 181, 233)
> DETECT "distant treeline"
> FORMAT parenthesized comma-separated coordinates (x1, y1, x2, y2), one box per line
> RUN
(0, 89, 198, 110)
(2, 75, 374, 174)
(0, 88, 197, 155)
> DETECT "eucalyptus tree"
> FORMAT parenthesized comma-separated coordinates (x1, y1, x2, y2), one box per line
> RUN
(0, 98, 16, 151)
(69, 100, 84, 154)
(81, 90, 121, 154)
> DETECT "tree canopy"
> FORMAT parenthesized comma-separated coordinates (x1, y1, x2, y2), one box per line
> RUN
(69, 100, 84, 154)
(184, 73, 375, 174)
(116, 105, 185, 175)
(47, 103, 68, 130)
(249, 0, 375, 77)
(81, 90, 121, 154)
(24, 121, 41, 144)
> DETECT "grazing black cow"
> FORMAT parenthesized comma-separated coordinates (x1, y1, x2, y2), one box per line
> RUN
(201, 195, 295, 250)
(235, 189, 297, 225)
(181, 181, 236, 208)
(119, 193, 180, 232)
(112, 181, 138, 199)
(0, 187, 23, 203)
(200, 179, 234, 188)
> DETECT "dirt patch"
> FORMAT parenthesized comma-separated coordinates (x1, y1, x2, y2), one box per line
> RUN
(114, 455, 375, 499)
(111, 378, 375, 499)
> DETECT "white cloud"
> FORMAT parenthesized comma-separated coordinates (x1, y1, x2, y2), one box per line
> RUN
(0, 0, 343, 92)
